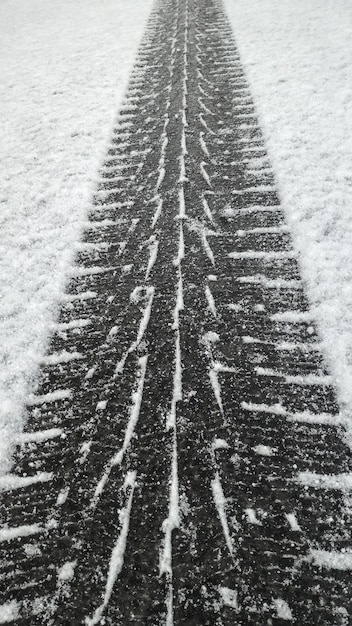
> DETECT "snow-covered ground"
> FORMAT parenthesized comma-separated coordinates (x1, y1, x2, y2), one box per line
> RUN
(0, 0, 154, 472)
(1, 0, 352, 473)
(224, 0, 352, 416)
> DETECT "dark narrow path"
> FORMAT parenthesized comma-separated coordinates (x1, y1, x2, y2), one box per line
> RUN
(1, 0, 352, 624)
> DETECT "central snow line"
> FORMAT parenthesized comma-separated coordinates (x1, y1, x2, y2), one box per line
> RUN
(152, 0, 180, 230)
(161, 3, 188, 624)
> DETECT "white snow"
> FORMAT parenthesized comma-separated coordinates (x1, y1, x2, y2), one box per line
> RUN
(40, 351, 83, 365)
(62, 291, 97, 303)
(0, 523, 42, 543)
(86, 471, 137, 625)
(285, 513, 301, 533)
(238, 275, 301, 290)
(244, 508, 262, 526)
(253, 444, 273, 457)
(209, 369, 224, 416)
(202, 332, 226, 415)
(276, 341, 321, 353)
(160, 434, 180, 575)
(178, 188, 187, 220)
(151, 196, 163, 229)
(272, 598, 293, 621)
(236, 225, 288, 236)
(229, 250, 294, 260)
(200, 133, 210, 158)
(222, 205, 280, 219)
(58, 560, 77, 582)
(199, 113, 215, 136)
(212, 438, 229, 451)
(308, 549, 352, 571)
(242, 400, 343, 426)
(92, 356, 148, 506)
(16, 428, 63, 444)
(145, 237, 159, 280)
(115, 287, 155, 375)
(232, 184, 275, 195)
(298, 471, 352, 491)
(202, 196, 214, 222)
(0, 472, 52, 492)
(241, 402, 287, 416)
(223, 0, 352, 420)
(213, 362, 237, 374)
(255, 367, 332, 387)
(96, 400, 108, 412)
(27, 389, 72, 406)
(0, 601, 19, 624)
(270, 311, 314, 323)
(68, 265, 115, 278)
(167, 273, 184, 432)
(211, 473, 236, 559)
(52, 316, 91, 331)
(0, 0, 154, 473)
(219, 586, 239, 610)
(205, 286, 217, 318)
(200, 162, 212, 188)
(202, 231, 216, 266)
(174, 225, 185, 267)
(56, 486, 70, 506)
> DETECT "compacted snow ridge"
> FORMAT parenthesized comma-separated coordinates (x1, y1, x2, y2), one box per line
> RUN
(223, 0, 352, 423)
(0, 0, 154, 473)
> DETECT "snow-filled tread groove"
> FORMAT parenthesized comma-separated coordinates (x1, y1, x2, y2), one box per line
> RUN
(1, 0, 352, 624)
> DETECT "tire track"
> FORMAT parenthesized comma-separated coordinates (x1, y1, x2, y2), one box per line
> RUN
(1, 0, 352, 624)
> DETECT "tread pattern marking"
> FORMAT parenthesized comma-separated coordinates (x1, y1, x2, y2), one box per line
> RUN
(1, 0, 352, 624)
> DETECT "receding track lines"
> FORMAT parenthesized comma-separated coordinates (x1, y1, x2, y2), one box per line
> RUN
(1, 0, 352, 624)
